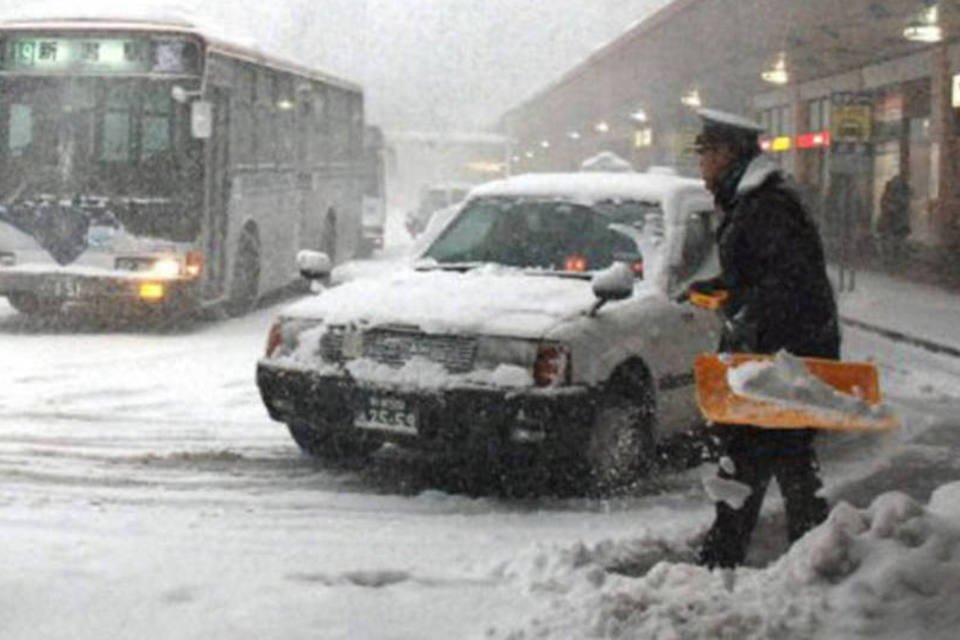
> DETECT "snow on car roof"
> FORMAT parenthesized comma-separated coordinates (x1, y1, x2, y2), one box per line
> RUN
(469, 171, 708, 208)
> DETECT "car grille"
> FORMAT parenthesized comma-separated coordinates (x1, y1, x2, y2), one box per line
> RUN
(319, 326, 478, 373)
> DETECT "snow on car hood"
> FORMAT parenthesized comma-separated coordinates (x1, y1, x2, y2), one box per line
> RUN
(282, 264, 618, 337)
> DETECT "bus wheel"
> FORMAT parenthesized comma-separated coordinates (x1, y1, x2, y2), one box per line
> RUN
(226, 231, 260, 317)
(7, 292, 61, 316)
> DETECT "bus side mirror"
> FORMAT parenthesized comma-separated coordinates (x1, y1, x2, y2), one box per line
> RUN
(191, 101, 213, 139)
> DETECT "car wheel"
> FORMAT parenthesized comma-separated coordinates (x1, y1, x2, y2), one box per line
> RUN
(583, 368, 656, 493)
(286, 421, 384, 461)
(7, 292, 62, 316)
(226, 231, 260, 317)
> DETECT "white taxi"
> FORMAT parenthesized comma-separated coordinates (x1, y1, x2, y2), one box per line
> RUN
(257, 170, 721, 492)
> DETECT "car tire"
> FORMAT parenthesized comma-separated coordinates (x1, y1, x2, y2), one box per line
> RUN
(7, 292, 61, 316)
(226, 231, 260, 317)
(286, 421, 384, 461)
(582, 367, 656, 493)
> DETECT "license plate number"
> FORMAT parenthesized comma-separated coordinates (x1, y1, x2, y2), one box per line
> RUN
(42, 277, 81, 298)
(354, 395, 417, 435)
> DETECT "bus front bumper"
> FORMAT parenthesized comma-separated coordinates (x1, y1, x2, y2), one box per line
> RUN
(0, 269, 200, 310)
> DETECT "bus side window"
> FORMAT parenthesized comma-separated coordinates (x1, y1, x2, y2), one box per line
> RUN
(231, 65, 256, 167)
(312, 84, 329, 165)
(275, 74, 296, 167)
(328, 89, 350, 161)
(255, 68, 276, 166)
(8, 104, 31, 156)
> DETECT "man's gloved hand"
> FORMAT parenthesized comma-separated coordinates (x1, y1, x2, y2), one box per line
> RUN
(675, 278, 722, 304)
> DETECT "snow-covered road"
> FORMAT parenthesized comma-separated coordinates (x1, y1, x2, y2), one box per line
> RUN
(2, 297, 959, 639)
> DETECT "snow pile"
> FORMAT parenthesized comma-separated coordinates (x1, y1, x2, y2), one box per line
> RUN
(498, 485, 960, 639)
(727, 351, 894, 425)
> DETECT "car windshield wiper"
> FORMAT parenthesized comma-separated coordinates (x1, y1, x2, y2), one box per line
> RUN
(414, 261, 487, 272)
(416, 260, 594, 280)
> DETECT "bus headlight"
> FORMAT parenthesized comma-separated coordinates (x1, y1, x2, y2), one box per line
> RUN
(116, 251, 204, 279)
(151, 258, 181, 278)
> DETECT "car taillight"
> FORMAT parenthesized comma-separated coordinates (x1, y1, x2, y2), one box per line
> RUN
(630, 259, 643, 276)
(265, 321, 284, 357)
(534, 344, 570, 387)
(564, 254, 588, 272)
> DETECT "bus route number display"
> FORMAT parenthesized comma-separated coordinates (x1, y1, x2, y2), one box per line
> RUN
(0, 37, 200, 75)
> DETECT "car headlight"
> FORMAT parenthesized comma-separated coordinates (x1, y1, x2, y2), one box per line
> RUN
(475, 337, 539, 370)
(475, 337, 571, 387)
(533, 343, 571, 387)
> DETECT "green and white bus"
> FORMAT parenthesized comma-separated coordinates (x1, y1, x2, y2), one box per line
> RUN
(0, 16, 365, 318)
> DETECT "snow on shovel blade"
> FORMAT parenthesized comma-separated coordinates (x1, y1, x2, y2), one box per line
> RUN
(694, 353, 900, 432)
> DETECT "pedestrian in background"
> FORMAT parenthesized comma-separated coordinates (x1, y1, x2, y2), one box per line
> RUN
(684, 108, 839, 569)
(876, 173, 911, 268)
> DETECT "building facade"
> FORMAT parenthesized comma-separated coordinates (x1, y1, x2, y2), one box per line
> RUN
(499, 0, 960, 257)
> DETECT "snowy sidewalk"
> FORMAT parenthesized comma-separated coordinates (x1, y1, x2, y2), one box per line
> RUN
(833, 268, 960, 356)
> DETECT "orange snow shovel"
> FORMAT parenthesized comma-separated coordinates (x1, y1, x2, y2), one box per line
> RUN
(689, 291, 899, 432)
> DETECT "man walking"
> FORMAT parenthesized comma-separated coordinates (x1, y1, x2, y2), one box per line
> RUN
(685, 108, 839, 569)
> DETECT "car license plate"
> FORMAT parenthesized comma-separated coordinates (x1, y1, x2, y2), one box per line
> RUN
(41, 277, 81, 298)
(354, 395, 418, 435)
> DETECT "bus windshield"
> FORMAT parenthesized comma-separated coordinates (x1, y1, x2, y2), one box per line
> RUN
(0, 76, 202, 241)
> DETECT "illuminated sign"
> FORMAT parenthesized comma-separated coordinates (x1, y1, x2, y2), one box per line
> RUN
(953, 74, 960, 108)
(831, 103, 872, 142)
(0, 37, 201, 75)
(796, 131, 831, 149)
(633, 127, 653, 148)
(761, 136, 792, 153)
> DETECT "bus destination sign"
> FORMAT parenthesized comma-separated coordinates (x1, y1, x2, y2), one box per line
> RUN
(0, 37, 200, 75)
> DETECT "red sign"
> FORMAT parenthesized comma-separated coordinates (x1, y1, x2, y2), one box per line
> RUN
(796, 131, 831, 149)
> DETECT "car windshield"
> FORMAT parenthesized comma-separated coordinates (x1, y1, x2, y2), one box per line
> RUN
(422, 196, 640, 272)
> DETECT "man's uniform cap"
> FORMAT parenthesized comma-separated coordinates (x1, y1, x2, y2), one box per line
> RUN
(694, 108, 765, 154)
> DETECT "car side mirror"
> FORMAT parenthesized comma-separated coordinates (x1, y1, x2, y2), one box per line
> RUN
(297, 250, 332, 280)
(589, 262, 634, 316)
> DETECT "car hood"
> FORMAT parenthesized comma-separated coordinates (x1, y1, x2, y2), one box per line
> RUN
(283, 265, 614, 337)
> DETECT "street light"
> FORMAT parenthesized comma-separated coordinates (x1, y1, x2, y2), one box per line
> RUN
(595, 121, 610, 134)
(681, 88, 702, 108)
(903, 1, 942, 43)
(761, 52, 789, 85)
(629, 108, 648, 123)
(540, 139, 551, 149)
(567, 130, 581, 140)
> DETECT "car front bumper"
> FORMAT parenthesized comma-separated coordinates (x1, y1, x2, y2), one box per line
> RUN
(256, 361, 595, 451)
